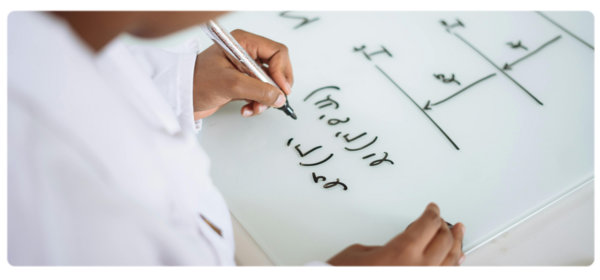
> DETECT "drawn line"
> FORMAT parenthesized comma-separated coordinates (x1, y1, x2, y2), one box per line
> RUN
(327, 118, 350, 125)
(453, 33, 544, 106)
(295, 144, 323, 157)
(370, 152, 394, 166)
(280, 12, 319, 29)
(431, 73, 497, 106)
(375, 65, 460, 150)
(279, 11, 308, 20)
(344, 132, 367, 143)
(312, 172, 326, 183)
(505, 35, 561, 69)
(362, 153, 376, 159)
(323, 179, 348, 191)
(304, 86, 340, 101)
(300, 153, 334, 166)
(286, 138, 293, 146)
(345, 136, 378, 151)
(536, 11, 594, 50)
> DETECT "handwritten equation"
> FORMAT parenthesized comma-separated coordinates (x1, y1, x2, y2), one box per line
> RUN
(275, 12, 593, 191)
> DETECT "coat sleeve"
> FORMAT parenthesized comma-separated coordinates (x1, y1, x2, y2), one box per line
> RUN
(125, 38, 204, 132)
(8, 91, 220, 265)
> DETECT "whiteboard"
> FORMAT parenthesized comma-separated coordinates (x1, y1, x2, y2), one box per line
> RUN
(173, 11, 592, 265)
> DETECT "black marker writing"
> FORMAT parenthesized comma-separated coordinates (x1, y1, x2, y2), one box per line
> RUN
(362, 153, 376, 159)
(335, 132, 342, 137)
(323, 178, 348, 191)
(295, 144, 323, 157)
(370, 152, 394, 166)
(376, 65, 460, 150)
(424, 73, 497, 110)
(503, 35, 561, 70)
(287, 138, 294, 146)
(353, 45, 366, 52)
(536, 11, 594, 50)
(507, 40, 528, 50)
(345, 136, 378, 151)
(319, 115, 325, 120)
(359, 46, 393, 61)
(279, 11, 319, 29)
(453, 33, 543, 106)
(299, 153, 334, 166)
(315, 95, 340, 109)
(434, 73, 461, 85)
(343, 132, 367, 143)
(304, 86, 340, 101)
(440, 19, 464, 32)
(328, 118, 350, 125)
(312, 172, 327, 183)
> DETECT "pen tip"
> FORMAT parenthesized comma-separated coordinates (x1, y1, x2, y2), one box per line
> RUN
(290, 113, 297, 120)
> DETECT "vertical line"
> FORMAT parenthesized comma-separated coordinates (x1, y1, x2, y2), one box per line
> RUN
(453, 32, 544, 106)
(375, 65, 460, 150)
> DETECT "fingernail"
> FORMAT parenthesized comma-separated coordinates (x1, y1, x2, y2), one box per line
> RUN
(258, 104, 268, 114)
(286, 81, 292, 93)
(459, 254, 466, 265)
(242, 109, 253, 117)
(275, 94, 286, 108)
(461, 224, 466, 235)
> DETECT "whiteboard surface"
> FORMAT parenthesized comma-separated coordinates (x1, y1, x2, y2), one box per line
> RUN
(193, 12, 594, 265)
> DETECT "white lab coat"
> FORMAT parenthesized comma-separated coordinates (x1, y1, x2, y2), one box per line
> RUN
(5, 10, 235, 268)
(8, 12, 236, 265)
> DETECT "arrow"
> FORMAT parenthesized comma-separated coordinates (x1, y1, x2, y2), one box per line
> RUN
(503, 35, 562, 70)
(453, 33, 543, 105)
(423, 100, 432, 110)
(423, 73, 497, 110)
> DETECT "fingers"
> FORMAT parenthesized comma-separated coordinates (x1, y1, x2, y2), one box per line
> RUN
(441, 223, 466, 266)
(231, 29, 294, 95)
(229, 71, 287, 108)
(423, 220, 453, 265)
(240, 101, 269, 117)
(267, 51, 293, 95)
(396, 203, 443, 250)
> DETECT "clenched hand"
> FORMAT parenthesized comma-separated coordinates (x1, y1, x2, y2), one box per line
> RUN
(192, 29, 293, 120)
(327, 203, 466, 266)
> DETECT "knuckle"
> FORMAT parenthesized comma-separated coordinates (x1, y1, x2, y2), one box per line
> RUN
(230, 29, 245, 36)
(279, 43, 289, 52)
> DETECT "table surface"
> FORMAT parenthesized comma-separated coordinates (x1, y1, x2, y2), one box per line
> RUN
(231, 180, 594, 266)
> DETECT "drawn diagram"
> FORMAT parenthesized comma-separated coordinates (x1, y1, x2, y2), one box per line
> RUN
(502, 35, 562, 70)
(423, 73, 497, 110)
(536, 11, 594, 50)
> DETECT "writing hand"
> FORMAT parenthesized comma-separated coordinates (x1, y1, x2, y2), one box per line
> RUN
(192, 29, 293, 120)
(327, 203, 466, 266)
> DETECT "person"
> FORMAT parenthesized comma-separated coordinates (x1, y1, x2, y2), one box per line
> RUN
(7, 11, 466, 266)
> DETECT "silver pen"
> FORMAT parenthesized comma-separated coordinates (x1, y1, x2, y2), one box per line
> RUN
(200, 20, 297, 120)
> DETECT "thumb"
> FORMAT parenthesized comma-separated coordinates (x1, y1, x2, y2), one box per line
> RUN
(230, 72, 287, 108)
